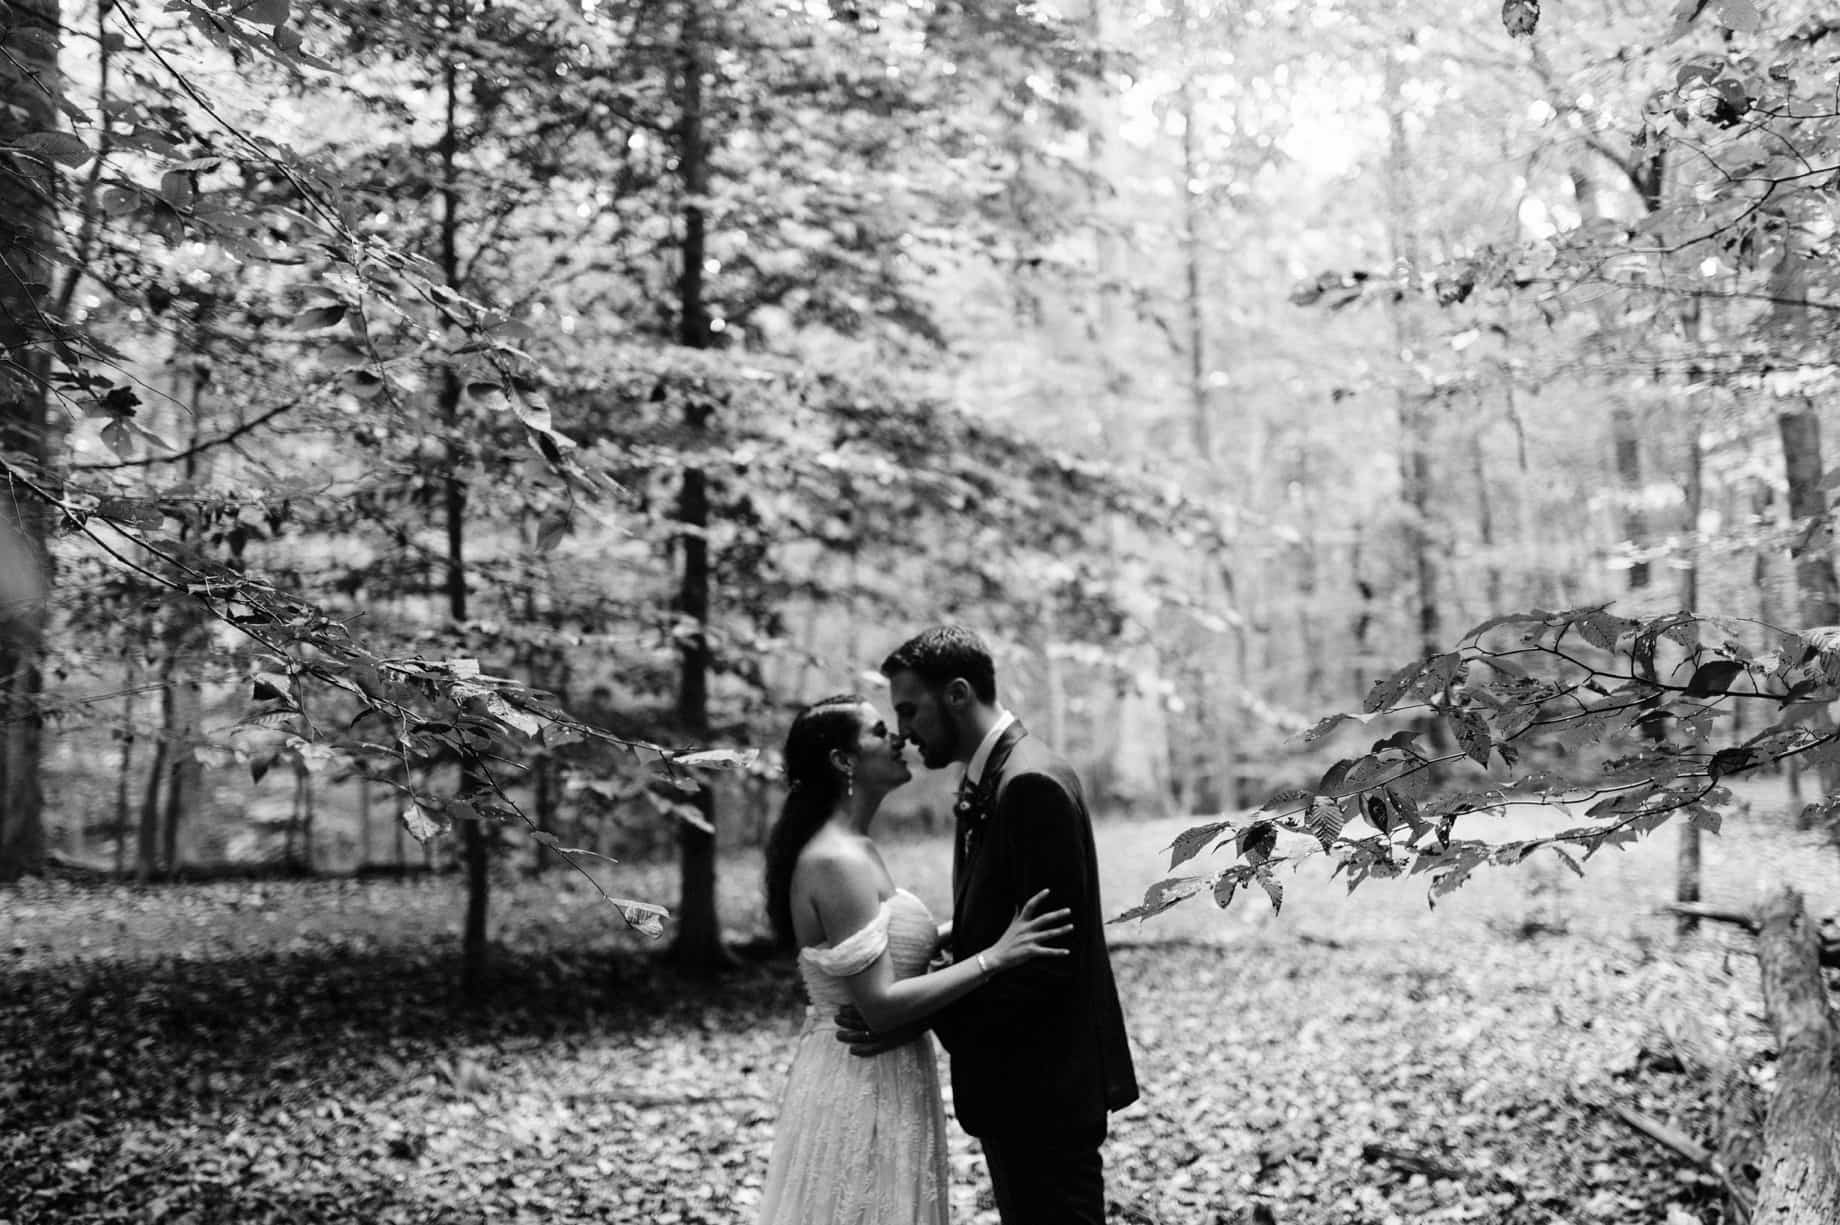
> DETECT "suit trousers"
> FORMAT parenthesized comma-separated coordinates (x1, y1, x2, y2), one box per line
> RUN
(981, 1124, 1107, 1225)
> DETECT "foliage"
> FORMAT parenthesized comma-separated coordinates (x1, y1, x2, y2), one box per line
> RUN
(1131, 605, 1840, 923)
(0, 0, 1244, 909)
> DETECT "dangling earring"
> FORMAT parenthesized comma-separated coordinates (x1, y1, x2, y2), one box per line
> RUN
(844, 771, 854, 799)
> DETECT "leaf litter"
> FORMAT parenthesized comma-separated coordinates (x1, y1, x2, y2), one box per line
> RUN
(0, 805, 1834, 1224)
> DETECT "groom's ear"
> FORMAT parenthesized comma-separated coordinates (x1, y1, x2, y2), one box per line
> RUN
(944, 678, 972, 709)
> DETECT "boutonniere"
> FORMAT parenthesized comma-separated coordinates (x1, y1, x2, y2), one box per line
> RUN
(955, 781, 991, 825)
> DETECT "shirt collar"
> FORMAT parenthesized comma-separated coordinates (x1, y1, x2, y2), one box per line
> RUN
(963, 710, 1016, 788)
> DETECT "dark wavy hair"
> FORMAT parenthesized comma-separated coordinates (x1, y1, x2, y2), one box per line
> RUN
(880, 625, 997, 704)
(763, 694, 867, 951)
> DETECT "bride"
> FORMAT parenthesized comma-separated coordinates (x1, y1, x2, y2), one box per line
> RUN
(757, 694, 1072, 1225)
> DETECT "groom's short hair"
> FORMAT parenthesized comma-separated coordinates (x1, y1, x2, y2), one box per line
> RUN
(880, 626, 997, 704)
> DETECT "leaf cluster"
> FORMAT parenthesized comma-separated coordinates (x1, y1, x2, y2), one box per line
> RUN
(1125, 604, 1840, 922)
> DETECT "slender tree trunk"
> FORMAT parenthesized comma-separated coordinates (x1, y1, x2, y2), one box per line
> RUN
(1612, 402, 1651, 588)
(437, 30, 491, 998)
(1172, 12, 1234, 806)
(299, 768, 315, 872)
(1082, 0, 1124, 452)
(1383, 42, 1440, 662)
(1296, 525, 1325, 698)
(1677, 307, 1708, 933)
(669, 0, 728, 973)
(138, 670, 172, 881)
(394, 759, 408, 871)
(358, 770, 373, 869)
(1174, 0, 1212, 469)
(1469, 405, 1502, 614)
(530, 747, 557, 874)
(1752, 886, 1840, 1222)
(1780, 409, 1840, 624)
(1677, 423, 1705, 934)
(160, 369, 209, 872)
(1780, 405, 1840, 799)
(1351, 523, 1376, 698)
(0, 0, 57, 882)
(282, 777, 297, 867)
(289, 766, 308, 869)
(114, 653, 139, 876)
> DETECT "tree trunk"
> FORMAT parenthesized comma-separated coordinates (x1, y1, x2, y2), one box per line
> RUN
(1174, 0, 1212, 469)
(159, 367, 211, 872)
(159, 650, 200, 871)
(137, 671, 172, 882)
(0, 0, 57, 882)
(1779, 408, 1840, 797)
(437, 29, 491, 998)
(1780, 408, 1840, 625)
(1752, 886, 1840, 1222)
(1769, 234, 1840, 803)
(358, 770, 373, 869)
(1082, 0, 1124, 453)
(299, 769, 315, 871)
(394, 759, 408, 870)
(1351, 522, 1376, 698)
(114, 653, 139, 875)
(1678, 360, 1706, 935)
(1172, 9, 1233, 804)
(1611, 404, 1649, 591)
(529, 751, 554, 873)
(1383, 42, 1440, 663)
(289, 767, 310, 870)
(669, 0, 729, 973)
(1468, 402, 1502, 614)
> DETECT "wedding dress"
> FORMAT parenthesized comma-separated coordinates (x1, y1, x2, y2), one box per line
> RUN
(758, 888, 950, 1225)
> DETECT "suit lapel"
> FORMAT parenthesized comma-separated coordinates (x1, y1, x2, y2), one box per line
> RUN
(952, 720, 1029, 915)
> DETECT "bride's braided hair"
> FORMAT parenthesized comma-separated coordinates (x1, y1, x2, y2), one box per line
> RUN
(763, 694, 867, 952)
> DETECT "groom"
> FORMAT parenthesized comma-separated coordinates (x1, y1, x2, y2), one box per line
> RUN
(853, 625, 1138, 1225)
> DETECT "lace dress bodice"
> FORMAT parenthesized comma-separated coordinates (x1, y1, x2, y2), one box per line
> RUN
(795, 888, 939, 1012)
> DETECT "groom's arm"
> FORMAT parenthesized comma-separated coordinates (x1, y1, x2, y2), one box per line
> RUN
(932, 773, 1084, 1046)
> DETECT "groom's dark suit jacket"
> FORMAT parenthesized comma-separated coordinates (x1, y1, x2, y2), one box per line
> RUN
(932, 721, 1139, 1139)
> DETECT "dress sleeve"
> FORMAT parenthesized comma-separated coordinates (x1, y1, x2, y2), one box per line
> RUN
(802, 900, 892, 977)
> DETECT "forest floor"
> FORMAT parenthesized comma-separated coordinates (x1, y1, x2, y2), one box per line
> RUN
(4, 787, 1839, 1225)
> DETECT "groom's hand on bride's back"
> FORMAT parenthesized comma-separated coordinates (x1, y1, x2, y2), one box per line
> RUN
(833, 1004, 924, 1057)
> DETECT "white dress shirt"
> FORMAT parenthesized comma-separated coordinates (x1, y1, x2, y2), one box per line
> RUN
(962, 709, 1016, 790)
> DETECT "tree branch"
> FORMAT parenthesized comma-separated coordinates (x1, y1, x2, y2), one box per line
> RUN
(68, 394, 315, 470)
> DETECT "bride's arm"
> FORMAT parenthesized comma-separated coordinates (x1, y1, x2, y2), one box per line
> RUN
(805, 852, 1069, 1034)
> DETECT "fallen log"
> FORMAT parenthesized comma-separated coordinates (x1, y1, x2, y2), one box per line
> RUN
(1660, 902, 1840, 969)
(1752, 886, 1840, 1224)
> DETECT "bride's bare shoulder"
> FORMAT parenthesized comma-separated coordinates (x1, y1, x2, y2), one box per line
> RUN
(793, 830, 883, 897)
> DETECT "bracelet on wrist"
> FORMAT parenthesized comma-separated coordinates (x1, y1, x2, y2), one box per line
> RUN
(976, 952, 992, 976)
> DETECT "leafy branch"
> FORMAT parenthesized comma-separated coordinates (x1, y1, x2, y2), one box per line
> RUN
(0, 452, 756, 935)
(1121, 605, 1840, 923)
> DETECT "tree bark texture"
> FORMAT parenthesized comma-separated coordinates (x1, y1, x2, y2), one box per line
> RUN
(670, 0, 728, 972)
(1678, 423, 1704, 934)
(1382, 43, 1440, 661)
(1780, 408, 1840, 625)
(1173, 0, 1211, 467)
(1752, 886, 1840, 1223)
(0, 0, 57, 881)
(439, 33, 490, 999)
(137, 675, 170, 882)
(157, 368, 210, 871)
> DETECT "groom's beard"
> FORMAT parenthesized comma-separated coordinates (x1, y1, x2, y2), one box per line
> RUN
(918, 723, 960, 770)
